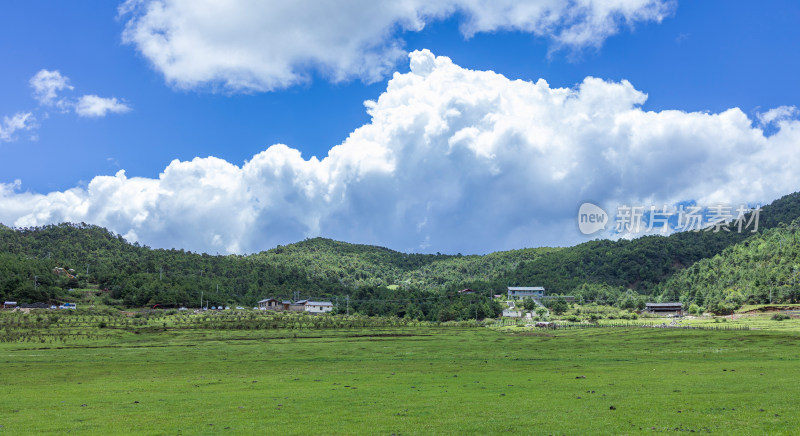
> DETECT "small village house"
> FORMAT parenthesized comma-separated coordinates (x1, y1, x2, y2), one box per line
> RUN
(304, 301, 333, 313)
(257, 298, 333, 313)
(507, 287, 545, 298)
(257, 298, 282, 310)
(645, 302, 683, 315)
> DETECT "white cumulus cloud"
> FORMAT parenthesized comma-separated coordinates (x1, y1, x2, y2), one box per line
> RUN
(758, 105, 799, 126)
(75, 95, 132, 118)
(25, 69, 132, 119)
(0, 70, 131, 144)
(1, 50, 798, 255)
(119, 0, 673, 92)
(0, 112, 36, 142)
(29, 69, 73, 106)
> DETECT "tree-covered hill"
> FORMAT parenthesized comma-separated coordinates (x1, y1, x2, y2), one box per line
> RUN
(0, 223, 349, 307)
(498, 192, 800, 298)
(254, 237, 557, 290)
(1, 191, 799, 314)
(657, 219, 800, 313)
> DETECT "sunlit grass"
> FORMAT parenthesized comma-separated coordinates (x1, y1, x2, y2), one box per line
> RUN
(0, 315, 798, 434)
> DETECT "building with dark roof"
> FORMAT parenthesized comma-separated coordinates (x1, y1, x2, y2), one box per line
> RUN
(645, 302, 684, 314)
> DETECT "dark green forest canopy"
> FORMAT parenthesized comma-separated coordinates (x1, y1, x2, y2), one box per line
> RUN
(1, 191, 799, 317)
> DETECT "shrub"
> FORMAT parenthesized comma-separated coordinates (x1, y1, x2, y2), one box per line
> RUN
(772, 313, 791, 321)
(551, 298, 568, 315)
(708, 300, 738, 315)
(522, 298, 536, 311)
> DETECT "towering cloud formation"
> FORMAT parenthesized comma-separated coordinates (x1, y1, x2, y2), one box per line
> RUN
(2, 50, 798, 254)
(119, 0, 674, 92)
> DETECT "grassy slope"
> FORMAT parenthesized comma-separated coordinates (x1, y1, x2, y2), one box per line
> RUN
(1, 325, 798, 434)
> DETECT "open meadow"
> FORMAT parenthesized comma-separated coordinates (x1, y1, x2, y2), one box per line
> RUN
(1, 311, 799, 434)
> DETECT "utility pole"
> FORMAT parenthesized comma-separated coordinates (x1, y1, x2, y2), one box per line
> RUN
(159, 266, 163, 281)
(770, 280, 774, 304)
(346, 295, 350, 316)
(794, 269, 800, 304)
(200, 291, 203, 309)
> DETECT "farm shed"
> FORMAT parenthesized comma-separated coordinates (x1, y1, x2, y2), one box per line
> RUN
(507, 287, 545, 298)
(304, 301, 333, 314)
(645, 302, 683, 314)
(3, 301, 17, 309)
(257, 298, 282, 310)
(289, 300, 309, 311)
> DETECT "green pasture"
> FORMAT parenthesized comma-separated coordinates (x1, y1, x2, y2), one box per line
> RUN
(1, 311, 799, 435)
(589, 312, 800, 331)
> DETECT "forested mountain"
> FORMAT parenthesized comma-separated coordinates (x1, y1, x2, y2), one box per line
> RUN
(498, 192, 800, 298)
(0, 223, 349, 307)
(1, 191, 799, 317)
(658, 219, 800, 313)
(255, 238, 557, 290)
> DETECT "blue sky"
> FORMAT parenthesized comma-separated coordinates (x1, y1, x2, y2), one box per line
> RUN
(1, 1, 799, 254)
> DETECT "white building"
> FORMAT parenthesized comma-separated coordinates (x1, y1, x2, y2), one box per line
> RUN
(507, 286, 544, 298)
(502, 309, 522, 318)
(304, 301, 333, 314)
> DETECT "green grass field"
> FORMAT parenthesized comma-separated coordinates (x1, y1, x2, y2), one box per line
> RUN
(1, 312, 799, 435)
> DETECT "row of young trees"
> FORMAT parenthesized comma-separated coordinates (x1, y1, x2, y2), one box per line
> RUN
(336, 286, 503, 321)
